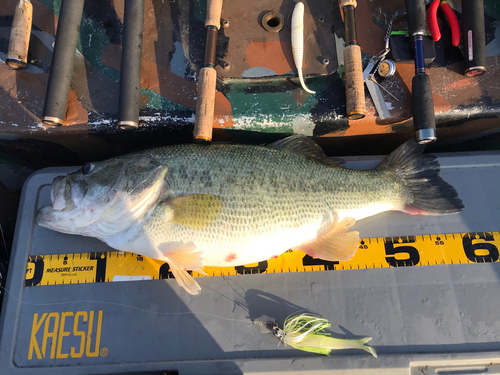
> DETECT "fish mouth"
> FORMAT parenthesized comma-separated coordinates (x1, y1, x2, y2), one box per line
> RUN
(35, 203, 87, 235)
(36, 159, 168, 236)
(35, 205, 65, 230)
(35, 175, 88, 233)
(50, 175, 87, 212)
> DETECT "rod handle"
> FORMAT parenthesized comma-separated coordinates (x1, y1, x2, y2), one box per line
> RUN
(340, 0, 357, 8)
(462, 0, 486, 76)
(344, 44, 365, 119)
(205, 0, 223, 29)
(7, 0, 33, 69)
(412, 74, 436, 144)
(404, 0, 426, 36)
(118, 0, 145, 130)
(194, 67, 217, 142)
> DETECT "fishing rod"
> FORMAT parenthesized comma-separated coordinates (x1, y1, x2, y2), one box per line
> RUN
(118, 0, 145, 130)
(193, 0, 223, 142)
(42, 0, 85, 126)
(6, 0, 32, 69)
(405, 0, 436, 144)
(462, 0, 486, 77)
(340, 0, 365, 120)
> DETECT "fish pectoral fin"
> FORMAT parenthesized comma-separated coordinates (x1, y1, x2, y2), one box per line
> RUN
(298, 217, 359, 262)
(159, 245, 204, 295)
(165, 258, 202, 296)
(166, 248, 203, 270)
(194, 267, 207, 276)
(164, 194, 223, 229)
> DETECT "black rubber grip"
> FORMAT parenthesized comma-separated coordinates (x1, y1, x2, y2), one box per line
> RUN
(42, 0, 85, 123)
(412, 74, 435, 132)
(118, 0, 145, 126)
(404, 0, 426, 36)
(462, 0, 487, 74)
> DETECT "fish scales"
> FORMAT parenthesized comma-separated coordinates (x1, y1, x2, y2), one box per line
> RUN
(35, 136, 463, 294)
(150, 144, 401, 215)
(131, 144, 402, 266)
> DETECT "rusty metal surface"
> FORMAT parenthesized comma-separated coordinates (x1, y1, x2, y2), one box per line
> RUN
(216, 0, 339, 78)
(0, 0, 498, 166)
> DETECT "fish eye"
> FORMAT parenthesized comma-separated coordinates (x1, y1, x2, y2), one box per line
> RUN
(82, 163, 94, 174)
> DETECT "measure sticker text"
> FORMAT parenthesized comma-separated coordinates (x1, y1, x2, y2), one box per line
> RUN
(45, 266, 95, 273)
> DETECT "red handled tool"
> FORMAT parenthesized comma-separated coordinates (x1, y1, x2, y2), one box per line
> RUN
(426, 0, 460, 47)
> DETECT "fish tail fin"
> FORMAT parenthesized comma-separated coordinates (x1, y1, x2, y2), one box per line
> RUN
(377, 139, 464, 215)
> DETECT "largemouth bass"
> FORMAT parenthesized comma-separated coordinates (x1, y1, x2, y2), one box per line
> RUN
(35, 136, 463, 294)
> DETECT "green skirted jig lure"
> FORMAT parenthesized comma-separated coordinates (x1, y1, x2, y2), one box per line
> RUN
(254, 313, 377, 357)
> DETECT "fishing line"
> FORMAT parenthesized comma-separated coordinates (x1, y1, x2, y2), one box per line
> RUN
(0, 285, 253, 325)
(0, 224, 7, 257)
(0, 283, 379, 356)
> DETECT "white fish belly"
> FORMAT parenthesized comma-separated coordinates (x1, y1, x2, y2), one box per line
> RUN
(201, 204, 396, 266)
(199, 223, 321, 267)
(336, 203, 394, 222)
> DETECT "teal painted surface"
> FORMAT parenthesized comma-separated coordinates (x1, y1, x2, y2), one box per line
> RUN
(224, 74, 342, 132)
(192, 0, 206, 24)
(486, 1, 500, 20)
(79, 16, 120, 83)
(224, 88, 314, 133)
(39, 0, 61, 14)
(141, 88, 194, 114)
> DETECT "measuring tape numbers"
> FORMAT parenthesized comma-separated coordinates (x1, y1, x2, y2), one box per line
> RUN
(24, 232, 500, 287)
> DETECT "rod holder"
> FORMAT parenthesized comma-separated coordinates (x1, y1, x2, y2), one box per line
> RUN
(118, 0, 145, 130)
(42, 0, 85, 126)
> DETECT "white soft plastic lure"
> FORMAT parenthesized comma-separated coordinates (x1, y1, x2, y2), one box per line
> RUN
(291, 2, 316, 94)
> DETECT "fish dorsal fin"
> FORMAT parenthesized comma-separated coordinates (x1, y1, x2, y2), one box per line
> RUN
(268, 135, 343, 166)
(162, 194, 223, 229)
(297, 216, 359, 261)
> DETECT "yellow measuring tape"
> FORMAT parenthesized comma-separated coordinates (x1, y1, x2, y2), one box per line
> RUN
(25, 232, 500, 287)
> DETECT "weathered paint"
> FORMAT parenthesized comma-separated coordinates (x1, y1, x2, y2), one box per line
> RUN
(0, 0, 498, 163)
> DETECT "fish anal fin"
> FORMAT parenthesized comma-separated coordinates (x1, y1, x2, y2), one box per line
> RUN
(167, 194, 223, 229)
(298, 217, 359, 262)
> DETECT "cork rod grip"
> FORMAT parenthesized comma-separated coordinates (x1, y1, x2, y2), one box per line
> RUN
(344, 44, 365, 119)
(7, 0, 32, 69)
(205, 0, 223, 29)
(194, 67, 217, 142)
